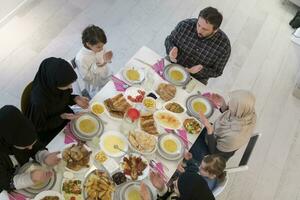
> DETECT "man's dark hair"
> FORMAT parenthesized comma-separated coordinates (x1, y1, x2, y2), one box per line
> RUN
(82, 25, 107, 49)
(198, 7, 223, 30)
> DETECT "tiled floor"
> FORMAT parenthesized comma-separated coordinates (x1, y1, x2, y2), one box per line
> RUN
(1, 0, 300, 199)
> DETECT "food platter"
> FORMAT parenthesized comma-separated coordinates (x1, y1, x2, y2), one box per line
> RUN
(128, 129, 157, 155)
(163, 63, 191, 86)
(153, 110, 182, 130)
(62, 142, 92, 173)
(71, 112, 104, 141)
(183, 117, 202, 134)
(61, 179, 83, 200)
(186, 94, 214, 119)
(163, 101, 186, 114)
(99, 131, 129, 157)
(83, 169, 115, 200)
(117, 181, 154, 200)
(157, 133, 184, 161)
(122, 66, 145, 84)
(18, 162, 56, 197)
(124, 86, 146, 104)
(120, 153, 149, 181)
(33, 190, 64, 200)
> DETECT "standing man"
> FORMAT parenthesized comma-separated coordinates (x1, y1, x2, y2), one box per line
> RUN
(165, 7, 231, 85)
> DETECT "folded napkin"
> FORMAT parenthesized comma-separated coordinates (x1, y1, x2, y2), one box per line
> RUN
(152, 58, 165, 79)
(202, 92, 220, 109)
(8, 192, 27, 200)
(111, 75, 129, 92)
(63, 123, 78, 144)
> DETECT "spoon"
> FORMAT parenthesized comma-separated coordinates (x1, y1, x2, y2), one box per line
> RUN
(113, 144, 127, 154)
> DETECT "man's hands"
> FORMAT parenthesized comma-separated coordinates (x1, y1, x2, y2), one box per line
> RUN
(169, 47, 178, 63)
(186, 64, 203, 74)
(149, 171, 166, 192)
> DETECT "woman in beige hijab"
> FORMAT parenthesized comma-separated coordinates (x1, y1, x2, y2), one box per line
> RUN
(190, 90, 257, 161)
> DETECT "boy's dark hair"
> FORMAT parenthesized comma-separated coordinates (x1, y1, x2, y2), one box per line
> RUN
(198, 7, 223, 30)
(82, 25, 107, 49)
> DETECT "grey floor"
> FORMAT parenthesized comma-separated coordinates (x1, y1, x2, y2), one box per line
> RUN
(1, 0, 300, 199)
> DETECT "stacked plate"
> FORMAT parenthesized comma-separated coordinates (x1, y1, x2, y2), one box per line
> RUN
(157, 133, 184, 161)
(163, 63, 191, 86)
(18, 162, 56, 197)
(71, 112, 104, 141)
(116, 181, 154, 200)
(186, 94, 214, 119)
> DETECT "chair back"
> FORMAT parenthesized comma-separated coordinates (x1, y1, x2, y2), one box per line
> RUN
(226, 133, 261, 173)
(21, 81, 33, 113)
(212, 175, 229, 197)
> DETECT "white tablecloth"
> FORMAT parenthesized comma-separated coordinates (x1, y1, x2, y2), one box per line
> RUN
(46, 46, 208, 196)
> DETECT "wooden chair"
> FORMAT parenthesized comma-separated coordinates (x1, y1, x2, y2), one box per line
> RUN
(212, 133, 261, 197)
(20, 81, 33, 113)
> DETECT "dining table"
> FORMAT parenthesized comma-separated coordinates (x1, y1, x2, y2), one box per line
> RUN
(19, 46, 217, 199)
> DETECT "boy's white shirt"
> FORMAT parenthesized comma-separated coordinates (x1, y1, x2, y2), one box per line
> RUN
(75, 46, 112, 92)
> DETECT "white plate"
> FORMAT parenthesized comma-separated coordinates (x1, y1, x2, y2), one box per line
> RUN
(120, 153, 149, 181)
(90, 102, 107, 116)
(122, 66, 145, 84)
(124, 86, 145, 103)
(153, 110, 182, 130)
(62, 142, 92, 174)
(128, 130, 158, 156)
(34, 190, 64, 200)
(159, 134, 182, 155)
(99, 131, 129, 157)
(75, 114, 100, 136)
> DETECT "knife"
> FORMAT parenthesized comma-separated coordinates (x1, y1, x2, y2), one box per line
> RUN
(134, 58, 154, 68)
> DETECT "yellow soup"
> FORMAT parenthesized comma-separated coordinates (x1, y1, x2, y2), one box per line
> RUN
(79, 119, 96, 134)
(163, 139, 177, 153)
(92, 104, 104, 114)
(126, 69, 140, 81)
(103, 135, 125, 154)
(127, 188, 142, 200)
(170, 70, 184, 81)
(192, 101, 207, 114)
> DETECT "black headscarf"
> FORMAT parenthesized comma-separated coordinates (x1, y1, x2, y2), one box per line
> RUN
(32, 57, 77, 100)
(177, 172, 215, 200)
(0, 105, 37, 154)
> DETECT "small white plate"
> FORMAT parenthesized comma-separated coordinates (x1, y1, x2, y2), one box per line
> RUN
(122, 66, 145, 84)
(90, 102, 107, 117)
(124, 86, 145, 103)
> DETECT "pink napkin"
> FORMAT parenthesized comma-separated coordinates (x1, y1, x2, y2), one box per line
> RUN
(152, 58, 165, 79)
(164, 128, 173, 133)
(177, 129, 189, 147)
(111, 75, 129, 92)
(8, 192, 27, 200)
(63, 123, 78, 144)
(155, 162, 164, 174)
(202, 92, 220, 109)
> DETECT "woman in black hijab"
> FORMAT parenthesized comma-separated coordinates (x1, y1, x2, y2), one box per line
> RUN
(25, 57, 89, 144)
(0, 105, 60, 193)
(141, 170, 215, 200)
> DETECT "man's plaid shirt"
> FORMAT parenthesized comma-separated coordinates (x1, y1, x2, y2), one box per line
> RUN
(165, 18, 231, 84)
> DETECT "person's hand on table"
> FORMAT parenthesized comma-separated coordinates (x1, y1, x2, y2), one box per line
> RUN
(150, 171, 166, 192)
(177, 161, 185, 173)
(140, 182, 151, 200)
(186, 64, 203, 74)
(44, 151, 61, 166)
(30, 169, 53, 184)
(211, 93, 226, 109)
(198, 111, 214, 135)
(60, 113, 79, 120)
(74, 96, 89, 109)
(169, 47, 178, 63)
